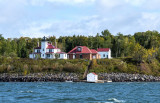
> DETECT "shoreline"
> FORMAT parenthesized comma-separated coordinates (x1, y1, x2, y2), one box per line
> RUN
(0, 73, 160, 82)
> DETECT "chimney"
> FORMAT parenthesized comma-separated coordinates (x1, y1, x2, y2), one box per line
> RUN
(37, 41, 39, 47)
(55, 38, 57, 48)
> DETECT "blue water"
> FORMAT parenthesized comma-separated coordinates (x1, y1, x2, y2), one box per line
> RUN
(0, 82, 160, 103)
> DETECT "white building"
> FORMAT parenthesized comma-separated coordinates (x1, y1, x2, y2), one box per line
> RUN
(87, 73, 98, 83)
(29, 36, 67, 59)
(97, 48, 111, 59)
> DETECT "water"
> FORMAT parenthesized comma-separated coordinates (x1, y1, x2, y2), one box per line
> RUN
(0, 82, 160, 103)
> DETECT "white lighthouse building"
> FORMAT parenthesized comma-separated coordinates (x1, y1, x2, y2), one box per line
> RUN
(29, 36, 67, 59)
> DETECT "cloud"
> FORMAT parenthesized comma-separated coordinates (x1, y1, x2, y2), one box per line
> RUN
(1, 0, 160, 38)
(29, 0, 96, 6)
(19, 15, 111, 37)
(19, 22, 53, 38)
(138, 12, 160, 31)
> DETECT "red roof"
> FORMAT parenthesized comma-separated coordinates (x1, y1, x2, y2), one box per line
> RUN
(68, 46, 94, 54)
(92, 72, 97, 75)
(90, 49, 98, 54)
(97, 48, 110, 52)
(46, 43, 56, 49)
(35, 47, 41, 49)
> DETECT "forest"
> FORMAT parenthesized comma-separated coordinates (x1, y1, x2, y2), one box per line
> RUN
(0, 29, 160, 63)
(1, 29, 160, 75)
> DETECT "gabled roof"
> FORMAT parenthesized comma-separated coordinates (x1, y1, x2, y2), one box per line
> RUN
(90, 49, 98, 54)
(68, 46, 93, 54)
(97, 48, 110, 52)
(91, 72, 97, 75)
(46, 43, 56, 49)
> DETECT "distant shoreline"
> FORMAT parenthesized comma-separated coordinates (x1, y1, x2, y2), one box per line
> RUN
(0, 73, 160, 82)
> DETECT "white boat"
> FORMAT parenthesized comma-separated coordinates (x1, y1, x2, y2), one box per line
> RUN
(65, 80, 73, 82)
(106, 80, 112, 82)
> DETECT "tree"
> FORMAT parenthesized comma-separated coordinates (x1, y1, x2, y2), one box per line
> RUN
(132, 43, 148, 62)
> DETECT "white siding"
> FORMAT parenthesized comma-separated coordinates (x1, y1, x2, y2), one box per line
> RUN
(87, 73, 98, 82)
(29, 54, 33, 58)
(41, 41, 48, 58)
(59, 54, 68, 59)
(98, 50, 111, 59)
(29, 38, 67, 59)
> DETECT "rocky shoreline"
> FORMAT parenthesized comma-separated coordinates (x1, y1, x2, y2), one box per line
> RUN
(0, 73, 160, 82)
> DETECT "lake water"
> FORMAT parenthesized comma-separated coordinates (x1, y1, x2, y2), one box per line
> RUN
(0, 82, 160, 103)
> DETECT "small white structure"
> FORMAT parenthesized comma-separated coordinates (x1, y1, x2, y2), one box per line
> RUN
(87, 73, 98, 83)
(29, 36, 67, 59)
(97, 48, 111, 59)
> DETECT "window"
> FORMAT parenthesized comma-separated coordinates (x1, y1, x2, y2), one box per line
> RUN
(80, 54, 83, 59)
(106, 55, 108, 58)
(47, 54, 50, 57)
(77, 47, 81, 51)
(43, 54, 44, 57)
(37, 50, 40, 53)
(49, 49, 52, 53)
(43, 49, 44, 51)
(103, 54, 105, 57)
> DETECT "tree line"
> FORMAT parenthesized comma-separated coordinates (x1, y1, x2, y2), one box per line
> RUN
(0, 29, 160, 63)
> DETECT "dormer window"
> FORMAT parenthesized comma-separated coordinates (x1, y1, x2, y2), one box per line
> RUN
(77, 47, 81, 52)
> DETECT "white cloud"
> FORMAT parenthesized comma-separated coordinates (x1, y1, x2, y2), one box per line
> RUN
(29, 0, 95, 6)
(1, 0, 160, 38)
(19, 15, 109, 37)
(19, 22, 53, 38)
(138, 12, 160, 31)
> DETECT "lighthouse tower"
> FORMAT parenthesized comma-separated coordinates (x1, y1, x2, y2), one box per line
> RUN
(41, 36, 48, 58)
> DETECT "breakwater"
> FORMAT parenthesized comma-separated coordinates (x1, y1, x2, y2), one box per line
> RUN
(0, 73, 80, 82)
(98, 73, 160, 82)
(0, 73, 160, 82)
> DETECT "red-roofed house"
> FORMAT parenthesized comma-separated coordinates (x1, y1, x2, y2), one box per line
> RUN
(97, 48, 111, 59)
(29, 36, 67, 59)
(68, 46, 100, 60)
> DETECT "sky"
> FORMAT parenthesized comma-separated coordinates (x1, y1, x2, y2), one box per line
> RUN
(0, 0, 160, 38)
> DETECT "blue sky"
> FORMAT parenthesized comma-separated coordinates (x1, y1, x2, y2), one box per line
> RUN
(0, 0, 160, 38)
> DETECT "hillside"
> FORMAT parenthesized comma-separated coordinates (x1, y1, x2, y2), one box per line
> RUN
(1, 57, 160, 76)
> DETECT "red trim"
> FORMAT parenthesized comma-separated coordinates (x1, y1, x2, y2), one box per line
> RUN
(56, 52, 67, 54)
(46, 43, 56, 49)
(32, 52, 41, 54)
(92, 72, 97, 75)
(35, 47, 41, 49)
(46, 52, 54, 54)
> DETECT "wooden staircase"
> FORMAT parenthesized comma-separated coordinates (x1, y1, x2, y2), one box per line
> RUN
(83, 60, 92, 79)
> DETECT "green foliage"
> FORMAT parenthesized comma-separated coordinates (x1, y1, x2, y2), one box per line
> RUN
(0, 30, 160, 75)
(55, 53, 59, 59)
(0, 58, 88, 74)
(0, 30, 160, 60)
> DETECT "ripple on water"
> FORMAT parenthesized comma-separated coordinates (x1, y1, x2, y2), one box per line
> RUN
(107, 98, 125, 103)
(19, 91, 33, 93)
(0, 82, 160, 103)
(15, 95, 35, 99)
